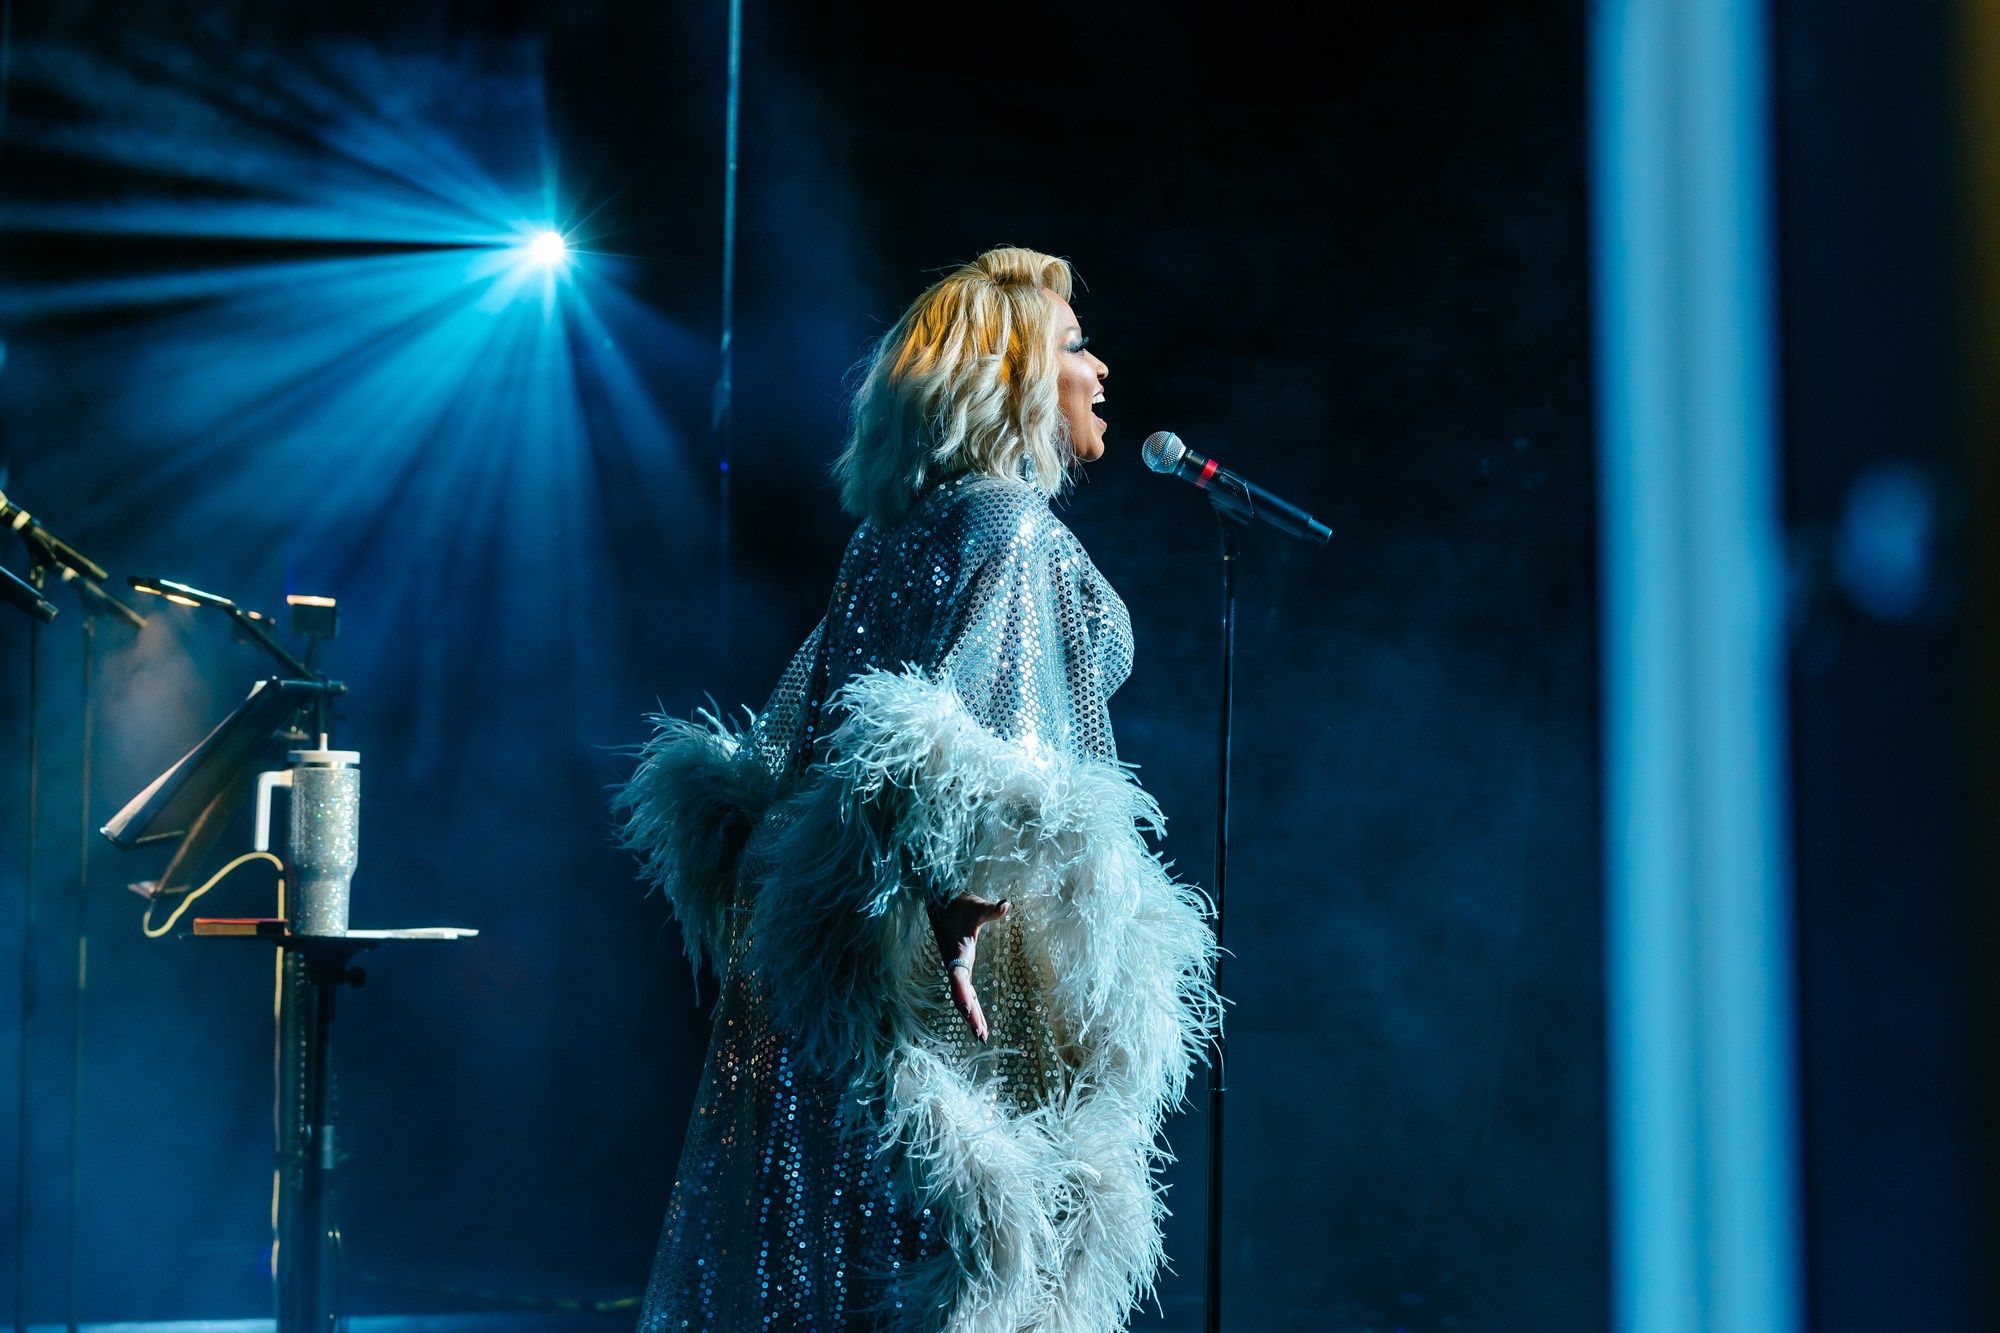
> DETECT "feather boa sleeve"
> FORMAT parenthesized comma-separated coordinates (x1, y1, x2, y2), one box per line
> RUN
(610, 705, 779, 978)
(743, 662, 1218, 1090)
(741, 663, 1221, 1330)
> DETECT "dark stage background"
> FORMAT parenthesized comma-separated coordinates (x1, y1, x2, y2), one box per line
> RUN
(0, 1, 1603, 1328)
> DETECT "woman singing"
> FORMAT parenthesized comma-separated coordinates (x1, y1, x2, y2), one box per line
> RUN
(614, 246, 1220, 1331)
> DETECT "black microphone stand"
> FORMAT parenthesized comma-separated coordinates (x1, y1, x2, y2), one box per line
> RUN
(1205, 493, 1248, 1333)
(12, 542, 51, 1333)
(1143, 432, 1328, 1331)
(69, 609, 92, 1333)
(51, 573, 141, 1333)
(6, 512, 140, 1331)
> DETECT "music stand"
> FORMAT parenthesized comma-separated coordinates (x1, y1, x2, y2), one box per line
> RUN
(101, 677, 329, 894)
(102, 673, 474, 1333)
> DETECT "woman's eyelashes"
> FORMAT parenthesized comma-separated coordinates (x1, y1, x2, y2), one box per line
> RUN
(1066, 336, 1091, 353)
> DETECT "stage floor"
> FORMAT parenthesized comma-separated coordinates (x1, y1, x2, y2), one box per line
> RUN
(19, 1318, 636, 1333)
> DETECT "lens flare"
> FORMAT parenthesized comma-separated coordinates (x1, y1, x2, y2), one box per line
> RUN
(526, 228, 568, 267)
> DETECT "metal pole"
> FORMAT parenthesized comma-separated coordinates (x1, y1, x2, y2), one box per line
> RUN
(713, 0, 742, 670)
(1204, 508, 1239, 1333)
(66, 612, 94, 1332)
(15, 575, 43, 1330)
(276, 951, 313, 1332)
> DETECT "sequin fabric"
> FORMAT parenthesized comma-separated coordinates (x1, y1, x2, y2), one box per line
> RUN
(638, 471, 1135, 1331)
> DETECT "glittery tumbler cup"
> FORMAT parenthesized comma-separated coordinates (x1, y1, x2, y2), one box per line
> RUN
(288, 749, 360, 936)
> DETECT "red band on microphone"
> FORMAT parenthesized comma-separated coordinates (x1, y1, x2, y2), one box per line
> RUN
(1197, 457, 1220, 489)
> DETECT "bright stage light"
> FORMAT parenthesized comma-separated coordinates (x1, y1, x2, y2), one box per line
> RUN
(526, 229, 568, 267)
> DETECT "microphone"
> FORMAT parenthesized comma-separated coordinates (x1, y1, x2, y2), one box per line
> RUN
(3, 564, 58, 623)
(0, 489, 110, 580)
(1141, 432, 1331, 545)
(58, 566, 148, 631)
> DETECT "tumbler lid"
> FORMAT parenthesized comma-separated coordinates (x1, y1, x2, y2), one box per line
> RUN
(287, 748, 360, 768)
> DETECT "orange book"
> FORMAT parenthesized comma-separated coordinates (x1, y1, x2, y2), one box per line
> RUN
(191, 917, 287, 938)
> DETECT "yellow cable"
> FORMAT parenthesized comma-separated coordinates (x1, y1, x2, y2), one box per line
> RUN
(141, 850, 286, 939)
(135, 849, 293, 1278)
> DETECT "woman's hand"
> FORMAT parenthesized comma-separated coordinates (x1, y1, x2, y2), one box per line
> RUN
(928, 893, 1011, 1042)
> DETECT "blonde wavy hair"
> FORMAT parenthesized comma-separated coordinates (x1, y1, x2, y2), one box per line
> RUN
(832, 246, 1079, 526)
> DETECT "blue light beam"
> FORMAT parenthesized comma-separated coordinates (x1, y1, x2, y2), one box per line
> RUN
(0, 38, 716, 726)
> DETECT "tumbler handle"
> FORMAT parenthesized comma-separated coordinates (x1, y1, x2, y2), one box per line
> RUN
(254, 768, 294, 853)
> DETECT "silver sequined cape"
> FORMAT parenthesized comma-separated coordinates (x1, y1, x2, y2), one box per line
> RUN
(614, 471, 1220, 1332)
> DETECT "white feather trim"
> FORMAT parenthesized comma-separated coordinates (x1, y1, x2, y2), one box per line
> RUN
(610, 705, 778, 980)
(743, 665, 1222, 1332)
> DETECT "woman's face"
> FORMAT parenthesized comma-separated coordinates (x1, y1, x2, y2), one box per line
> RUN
(1048, 293, 1111, 463)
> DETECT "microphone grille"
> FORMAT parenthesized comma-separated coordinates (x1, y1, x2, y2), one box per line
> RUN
(1141, 431, 1184, 474)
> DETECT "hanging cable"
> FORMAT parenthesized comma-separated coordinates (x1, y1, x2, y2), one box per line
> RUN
(141, 850, 286, 938)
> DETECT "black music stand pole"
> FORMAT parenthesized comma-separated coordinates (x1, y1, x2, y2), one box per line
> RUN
(276, 935, 372, 1332)
(185, 924, 475, 1333)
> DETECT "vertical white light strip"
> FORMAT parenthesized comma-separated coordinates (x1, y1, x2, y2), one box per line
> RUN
(1590, 0, 1802, 1329)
